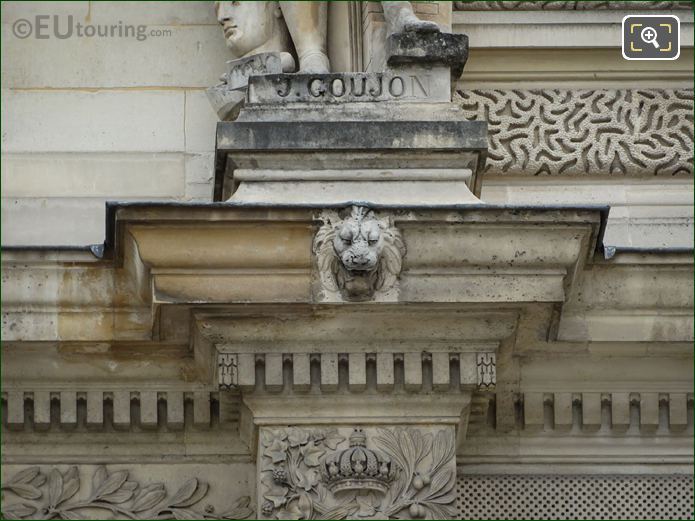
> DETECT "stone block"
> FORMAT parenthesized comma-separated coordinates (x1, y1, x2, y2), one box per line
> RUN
(237, 354, 256, 391)
(1, 2, 88, 22)
(1, 153, 186, 198)
(460, 352, 477, 387)
(348, 353, 366, 392)
(2, 90, 184, 152)
(112, 391, 131, 429)
(6, 391, 24, 429)
(524, 392, 544, 431)
(640, 393, 660, 434)
(217, 119, 486, 165)
(669, 393, 688, 432)
(582, 393, 601, 432)
(185, 153, 215, 200)
(33, 391, 51, 430)
(320, 353, 339, 392)
(185, 91, 219, 152)
(185, 182, 214, 202)
(88, 1, 218, 25)
(611, 392, 631, 433)
(481, 178, 694, 250)
(1, 197, 127, 246)
(140, 390, 158, 429)
(553, 392, 573, 432)
(59, 391, 77, 427)
(403, 352, 422, 391)
(292, 354, 311, 392)
(264, 354, 283, 392)
(86, 391, 103, 428)
(432, 352, 450, 390)
(166, 391, 184, 430)
(1, 25, 228, 89)
(193, 391, 210, 428)
(376, 353, 394, 391)
(386, 31, 469, 79)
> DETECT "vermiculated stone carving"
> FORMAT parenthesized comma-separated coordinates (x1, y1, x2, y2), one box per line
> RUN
(0, 466, 253, 520)
(454, 1, 692, 10)
(456, 89, 694, 177)
(313, 207, 406, 301)
(259, 427, 457, 519)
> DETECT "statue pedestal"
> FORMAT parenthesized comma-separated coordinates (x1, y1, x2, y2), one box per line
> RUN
(214, 93, 487, 205)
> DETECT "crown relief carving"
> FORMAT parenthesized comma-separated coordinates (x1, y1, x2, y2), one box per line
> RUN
(313, 206, 406, 302)
(259, 426, 457, 520)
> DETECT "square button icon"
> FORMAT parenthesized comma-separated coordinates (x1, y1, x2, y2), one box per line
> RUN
(623, 15, 680, 60)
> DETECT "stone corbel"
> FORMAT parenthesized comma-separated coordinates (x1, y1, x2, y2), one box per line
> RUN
(214, 347, 494, 460)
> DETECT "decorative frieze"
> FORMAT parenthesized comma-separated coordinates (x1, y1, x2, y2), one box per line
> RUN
(258, 426, 457, 519)
(454, 1, 693, 10)
(216, 351, 496, 393)
(1, 390, 218, 431)
(520, 392, 694, 433)
(456, 89, 694, 177)
(0, 465, 253, 520)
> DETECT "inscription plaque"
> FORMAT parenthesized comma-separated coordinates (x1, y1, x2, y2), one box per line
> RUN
(247, 70, 450, 105)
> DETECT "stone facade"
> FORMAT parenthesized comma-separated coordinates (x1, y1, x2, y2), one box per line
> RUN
(2, 2, 693, 520)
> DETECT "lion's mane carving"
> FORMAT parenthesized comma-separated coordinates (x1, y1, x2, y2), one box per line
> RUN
(313, 206, 406, 301)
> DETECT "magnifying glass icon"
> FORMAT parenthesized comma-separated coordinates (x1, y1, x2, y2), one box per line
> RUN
(640, 26, 660, 48)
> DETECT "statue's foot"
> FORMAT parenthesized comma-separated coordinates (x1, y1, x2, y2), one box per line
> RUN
(402, 18, 440, 33)
(299, 51, 330, 74)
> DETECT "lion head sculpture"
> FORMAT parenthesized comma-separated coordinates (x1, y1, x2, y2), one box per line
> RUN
(313, 206, 406, 301)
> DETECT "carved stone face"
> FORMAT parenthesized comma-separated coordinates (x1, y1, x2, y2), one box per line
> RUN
(216, 1, 283, 57)
(333, 210, 383, 273)
(313, 206, 406, 302)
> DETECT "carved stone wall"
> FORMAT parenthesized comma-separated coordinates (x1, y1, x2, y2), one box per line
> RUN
(454, 1, 693, 10)
(1, 465, 253, 520)
(455, 89, 694, 177)
(258, 426, 457, 520)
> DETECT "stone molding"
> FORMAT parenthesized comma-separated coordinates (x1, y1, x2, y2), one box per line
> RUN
(519, 391, 693, 434)
(0, 465, 253, 520)
(216, 351, 496, 393)
(2, 390, 218, 432)
(454, 1, 693, 10)
(456, 89, 694, 177)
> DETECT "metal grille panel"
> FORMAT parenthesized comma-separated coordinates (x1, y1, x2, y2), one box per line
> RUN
(456, 475, 694, 520)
